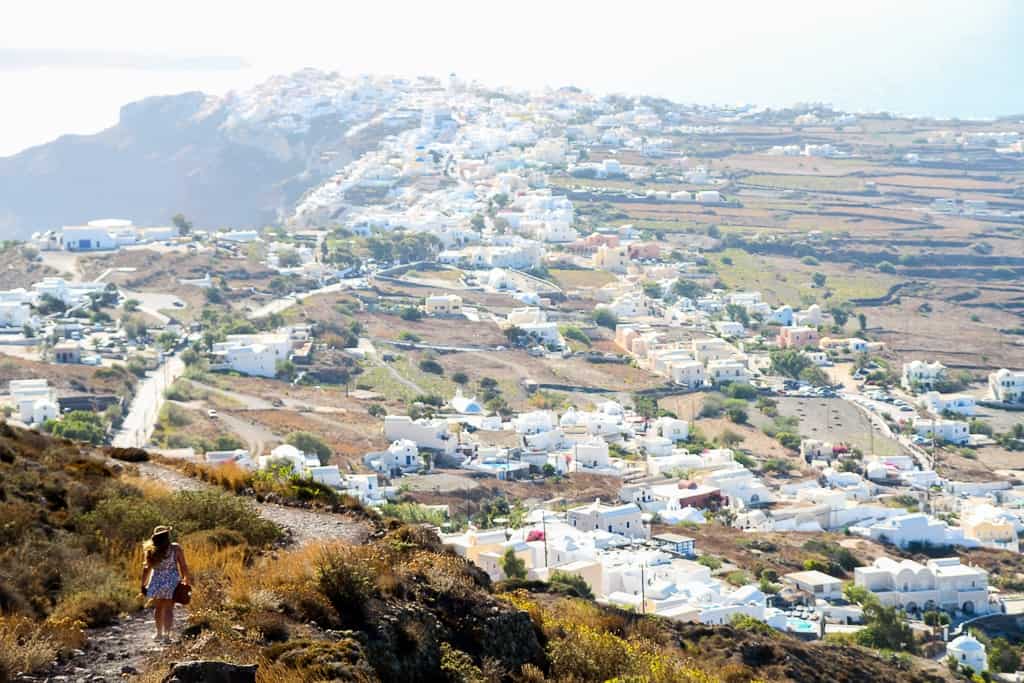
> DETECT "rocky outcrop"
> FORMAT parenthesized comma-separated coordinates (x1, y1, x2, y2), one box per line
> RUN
(161, 660, 258, 683)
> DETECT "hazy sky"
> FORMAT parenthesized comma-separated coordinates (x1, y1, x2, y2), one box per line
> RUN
(3, 0, 1022, 156)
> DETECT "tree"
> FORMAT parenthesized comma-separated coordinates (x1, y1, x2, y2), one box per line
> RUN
(277, 248, 301, 268)
(769, 348, 813, 379)
(400, 306, 423, 322)
(642, 281, 662, 298)
(672, 279, 705, 300)
(986, 637, 1021, 673)
(857, 312, 867, 331)
(720, 429, 744, 447)
(726, 406, 748, 424)
(122, 315, 148, 341)
(171, 213, 193, 235)
(276, 359, 296, 381)
(549, 571, 594, 599)
(725, 304, 750, 327)
(503, 325, 529, 346)
(367, 404, 387, 418)
(123, 298, 140, 312)
(418, 359, 444, 375)
(157, 331, 178, 351)
(500, 548, 527, 580)
(285, 431, 332, 465)
(830, 307, 850, 328)
(592, 309, 618, 329)
(856, 602, 916, 653)
(812, 272, 827, 288)
(50, 411, 106, 444)
(451, 371, 469, 385)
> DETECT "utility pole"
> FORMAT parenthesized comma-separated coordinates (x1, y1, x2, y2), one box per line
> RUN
(542, 513, 548, 568)
(640, 562, 646, 615)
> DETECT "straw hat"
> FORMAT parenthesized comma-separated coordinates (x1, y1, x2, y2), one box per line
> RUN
(151, 525, 173, 539)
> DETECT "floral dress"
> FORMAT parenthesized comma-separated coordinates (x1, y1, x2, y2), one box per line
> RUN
(146, 547, 180, 600)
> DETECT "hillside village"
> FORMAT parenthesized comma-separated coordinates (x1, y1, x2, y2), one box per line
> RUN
(1, 70, 1024, 680)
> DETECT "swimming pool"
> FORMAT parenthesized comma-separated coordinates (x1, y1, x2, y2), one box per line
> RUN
(787, 617, 817, 634)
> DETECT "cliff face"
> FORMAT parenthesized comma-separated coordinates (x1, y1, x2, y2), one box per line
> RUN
(0, 71, 413, 237)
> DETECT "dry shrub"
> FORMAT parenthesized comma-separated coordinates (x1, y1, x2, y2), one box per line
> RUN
(503, 593, 721, 683)
(200, 462, 252, 493)
(0, 616, 60, 678)
(265, 638, 376, 681)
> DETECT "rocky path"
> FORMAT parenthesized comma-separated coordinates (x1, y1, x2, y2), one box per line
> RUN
(134, 461, 374, 545)
(34, 460, 374, 681)
(21, 610, 185, 683)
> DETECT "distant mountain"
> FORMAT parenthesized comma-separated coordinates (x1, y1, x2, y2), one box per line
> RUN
(0, 70, 413, 238)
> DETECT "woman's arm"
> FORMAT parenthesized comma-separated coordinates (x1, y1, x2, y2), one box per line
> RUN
(140, 564, 150, 595)
(175, 545, 192, 584)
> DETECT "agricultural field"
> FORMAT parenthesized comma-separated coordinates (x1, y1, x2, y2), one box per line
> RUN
(712, 248, 899, 305)
(548, 267, 618, 289)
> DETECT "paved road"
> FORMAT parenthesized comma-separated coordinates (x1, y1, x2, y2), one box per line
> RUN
(112, 354, 185, 448)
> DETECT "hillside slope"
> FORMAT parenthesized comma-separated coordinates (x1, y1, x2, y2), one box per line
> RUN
(0, 424, 953, 682)
(0, 70, 412, 237)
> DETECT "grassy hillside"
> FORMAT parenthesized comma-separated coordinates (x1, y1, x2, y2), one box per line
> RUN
(0, 423, 952, 682)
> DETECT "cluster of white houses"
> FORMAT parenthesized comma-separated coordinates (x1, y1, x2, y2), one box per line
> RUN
(438, 499, 997, 638)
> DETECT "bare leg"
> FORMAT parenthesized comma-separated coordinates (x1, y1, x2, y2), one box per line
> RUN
(162, 600, 174, 636)
(153, 602, 164, 639)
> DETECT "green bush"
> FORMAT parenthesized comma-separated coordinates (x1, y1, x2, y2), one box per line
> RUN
(285, 431, 332, 465)
(725, 383, 758, 400)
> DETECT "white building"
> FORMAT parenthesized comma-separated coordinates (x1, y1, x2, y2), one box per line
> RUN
(573, 438, 611, 470)
(782, 570, 843, 600)
(9, 379, 58, 425)
(653, 417, 689, 442)
(424, 294, 463, 316)
(383, 415, 455, 453)
(212, 333, 292, 378)
(854, 556, 990, 615)
(913, 418, 970, 445)
(257, 444, 321, 472)
(0, 301, 32, 327)
(707, 358, 750, 385)
(947, 635, 987, 673)
(366, 439, 421, 475)
(667, 359, 705, 389)
(567, 500, 646, 539)
(852, 512, 972, 550)
(901, 360, 947, 391)
(919, 392, 976, 417)
(989, 368, 1024, 403)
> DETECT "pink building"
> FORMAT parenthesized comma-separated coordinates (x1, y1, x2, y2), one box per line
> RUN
(568, 233, 620, 254)
(628, 242, 662, 260)
(777, 326, 820, 349)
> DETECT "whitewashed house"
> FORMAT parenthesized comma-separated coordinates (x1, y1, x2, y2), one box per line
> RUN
(854, 557, 990, 615)
(9, 379, 58, 425)
(212, 333, 292, 378)
(383, 415, 455, 454)
(989, 368, 1024, 403)
(947, 635, 987, 673)
(912, 418, 970, 445)
(901, 360, 947, 391)
(919, 392, 976, 417)
(568, 500, 646, 539)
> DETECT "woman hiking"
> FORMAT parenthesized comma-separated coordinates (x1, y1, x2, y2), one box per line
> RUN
(140, 525, 191, 642)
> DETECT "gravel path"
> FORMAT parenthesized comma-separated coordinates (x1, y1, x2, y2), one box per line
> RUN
(134, 461, 374, 545)
(34, 460, 376, 681)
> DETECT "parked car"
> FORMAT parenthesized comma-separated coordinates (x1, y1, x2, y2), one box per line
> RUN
(207, 409, 218, 419)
